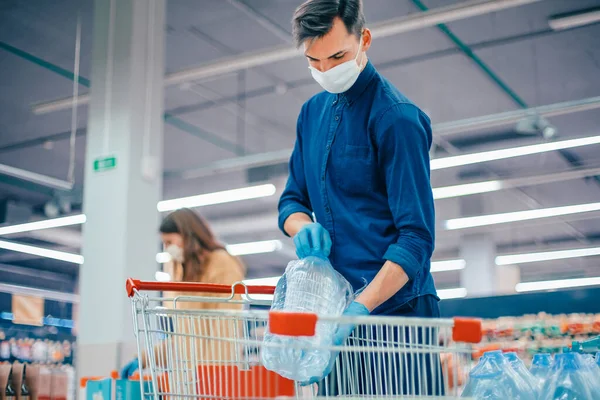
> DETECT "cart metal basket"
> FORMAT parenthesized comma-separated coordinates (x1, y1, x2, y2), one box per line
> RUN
(126, 278, 482, 399)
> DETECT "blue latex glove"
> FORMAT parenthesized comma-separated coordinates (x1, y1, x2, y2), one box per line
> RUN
(293, 222, 332, 259)
(120, 358, 139, 379)
(300, 301, 370, 386)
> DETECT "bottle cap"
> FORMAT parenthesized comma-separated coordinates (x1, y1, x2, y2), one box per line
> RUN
(532, 353, 552, 367)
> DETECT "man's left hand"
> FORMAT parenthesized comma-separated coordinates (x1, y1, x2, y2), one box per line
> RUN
(300, 301, 370, 386)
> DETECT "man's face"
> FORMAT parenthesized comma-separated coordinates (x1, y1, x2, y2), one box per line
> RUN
(304, 17, 370, 72)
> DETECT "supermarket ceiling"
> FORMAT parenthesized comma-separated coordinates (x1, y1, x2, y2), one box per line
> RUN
(1, 0, 600, 294)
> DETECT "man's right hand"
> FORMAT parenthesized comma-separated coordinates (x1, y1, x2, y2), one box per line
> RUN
(293, 222, 332, 259)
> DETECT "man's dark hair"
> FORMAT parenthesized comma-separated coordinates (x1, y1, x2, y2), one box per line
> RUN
(292, 0, 365, 48)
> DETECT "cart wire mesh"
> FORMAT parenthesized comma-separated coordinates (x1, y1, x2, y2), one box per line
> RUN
(126, 278, 482, 399)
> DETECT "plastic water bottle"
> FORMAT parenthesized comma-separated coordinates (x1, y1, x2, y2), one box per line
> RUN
(540, 352, 594, 400)
(461, 350, 536, 399)
(579, 353, 600, 397)
(530, 353, 553, 389)
(261, 254, 353, 382)
(504, 352, 539, 396)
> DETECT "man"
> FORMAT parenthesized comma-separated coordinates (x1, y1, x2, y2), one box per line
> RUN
(278, 0, 442, 395)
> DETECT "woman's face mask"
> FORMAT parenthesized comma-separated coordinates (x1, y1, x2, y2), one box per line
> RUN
(165, 244, 184, 263)
(308, 35, 365, 94)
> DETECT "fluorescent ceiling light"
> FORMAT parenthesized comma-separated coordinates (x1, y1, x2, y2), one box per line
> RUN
(437, 287, 467, 300)
(0, 239, 84, 264)
(0, 237, 282, 267)
(157, 184, 277, 212)
(516, 277, 600, 293)
(445, 201, 600, 230)
(0, 214, 86, 236)
(0, 185, 276, 236)
(432, 166, 600, 200)
(154, 271, 172, 282)
(156, 252, 172, 264)
(431, 259, 466, 272)
(548, 8, 600, 31)
(430, 135, 600, 171)
(227, 239, 282, 256)
(156, 239, 283, 263)
(433, 181, 503, 200)
(496, 246, 600, 266)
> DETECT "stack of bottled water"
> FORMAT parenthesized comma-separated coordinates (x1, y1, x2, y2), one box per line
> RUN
(261, 254, 354, 382)
(539, 352, 600, 399)
(530, 353, 553, 389)
(461, 350, 537, 399)
(462, 350, 600, 399)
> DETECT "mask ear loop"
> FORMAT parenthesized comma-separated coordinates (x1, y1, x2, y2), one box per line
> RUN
(356, 32, 366, 70)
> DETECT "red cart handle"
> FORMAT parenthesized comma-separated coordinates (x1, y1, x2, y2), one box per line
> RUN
(126, 278, 276, 298)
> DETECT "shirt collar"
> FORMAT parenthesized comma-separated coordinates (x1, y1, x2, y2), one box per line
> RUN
(340, 60, 377, 105)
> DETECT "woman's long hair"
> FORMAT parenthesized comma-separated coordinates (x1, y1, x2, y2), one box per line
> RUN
(159, 208, 225, 281)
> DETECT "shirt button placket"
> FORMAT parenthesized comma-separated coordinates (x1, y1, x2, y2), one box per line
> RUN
(323, 100, 341, 228)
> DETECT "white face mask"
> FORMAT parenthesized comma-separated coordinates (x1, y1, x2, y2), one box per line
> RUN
(309, 36, 365, 94)
(165, 244, 184, 263)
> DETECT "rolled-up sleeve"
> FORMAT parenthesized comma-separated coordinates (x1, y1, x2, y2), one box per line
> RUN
(278, 105, 313, 235)
(375, 103, 435, 280)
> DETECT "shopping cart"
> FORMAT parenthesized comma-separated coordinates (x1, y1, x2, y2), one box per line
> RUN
(126, 278, 482, 399)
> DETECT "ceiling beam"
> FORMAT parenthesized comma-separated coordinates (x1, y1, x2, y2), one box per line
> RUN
(225, 0, 291, 43)
(435, 96, 600, 137)
(0, 263, 74, 283)
(0, 282, 79, 303)
(0, 163, 72, 191)
(9, 227, 83, 250)
(13, 166, 600, 248)
(31, 0, 544, 114)
(409, 0, 600, 190)
(132, 27, 564, 120)
(0, 42, 246, 154)
(166, 96, 600, 180)
(0, 128, 87, 154)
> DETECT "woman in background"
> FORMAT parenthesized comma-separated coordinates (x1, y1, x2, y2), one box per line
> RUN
(121, 208, 246, 379)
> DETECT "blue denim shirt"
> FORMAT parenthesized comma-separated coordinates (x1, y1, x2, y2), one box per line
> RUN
(278, 61, 437, 315)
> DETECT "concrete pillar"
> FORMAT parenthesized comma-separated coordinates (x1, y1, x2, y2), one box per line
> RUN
(78, 0, 165, 379)
(494, 264, 521, 295)
(460, 233, 496, 297)
(458, 196, 520, 297)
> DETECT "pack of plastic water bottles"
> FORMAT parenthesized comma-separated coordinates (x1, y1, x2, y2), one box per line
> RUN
(261, 255, 354, 382)
(462, 349, 600, 399)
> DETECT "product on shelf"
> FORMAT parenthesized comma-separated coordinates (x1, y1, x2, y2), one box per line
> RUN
(21, 364, 30, 400)
(474, 312, 600, 364)
(5, 366, 16, 400)
(0, 333, 74, 366)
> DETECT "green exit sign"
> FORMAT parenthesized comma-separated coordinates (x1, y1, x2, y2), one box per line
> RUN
(93, 156, 117, 172)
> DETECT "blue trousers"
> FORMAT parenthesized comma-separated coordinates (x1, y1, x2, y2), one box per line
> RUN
(317, 295, 445, 396)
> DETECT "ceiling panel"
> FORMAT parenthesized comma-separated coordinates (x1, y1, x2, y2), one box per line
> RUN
(439, 0, 600, 45)
(382, 53, 520, 123)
